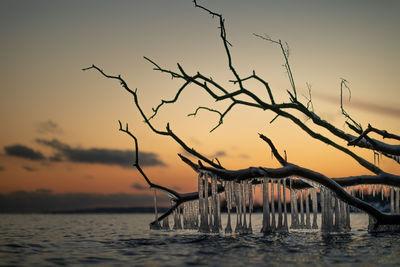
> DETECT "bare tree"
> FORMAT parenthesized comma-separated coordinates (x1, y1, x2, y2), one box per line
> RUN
(83, 1, 400, 231)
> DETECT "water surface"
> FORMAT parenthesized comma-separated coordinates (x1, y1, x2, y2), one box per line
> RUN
(1, 213, 399, 266)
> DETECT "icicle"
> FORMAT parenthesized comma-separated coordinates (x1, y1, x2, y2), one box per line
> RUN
(178, 206, 182, 229)
(188, 202, 192, 229)
(150, 188, 161, 230)
(283, 178, 288, 232)
(214, 176, 219, 231)
(396, 188, 400, 214)
(211, 175, 219, 232)
(290, 179, 295, 229)
(277, 179, 283, 230)
(204, 174, 210, 232)
(361, 185, 364, 199)
(210, 176, 215, 229)
(190, 201, 195, 229)
(182, 202, 187, 229)
(390, 187, 395, 214)
(162, 217, 169, 230)
(218, 191, 222, 230)
(339, 198, 346, 231)
(321, 188, 334, 232)
(270, 179, 276, 231)
(290, 181, 299, 229)
(311, 188, 318, 229)
(372, 184, 376, 197)
(189, 202, 194, 229)
(173, 209, 177, 230)
(173, 205, 182, 230)
(242, 181, 248, 233)
(235, 182, 241, 233)
(184, 202, 189, 229)
(326, 190, 333, 231)
(299, 189, 305, 228)
(201, 174, 209, 232)
(334, 196, 339, 231)
(345, 201, 351, 231)
(248, 181, 253, 233)
(305, 189, 311, 229)
(225, 181, 232, 233)
(208, 198, 213, 227)
(320, 188, 326, 231)
(262, 178, 271, 233)
(327, 190, 333, 231)
(198, 173, 206, 232)
(196, 200, 200, 229)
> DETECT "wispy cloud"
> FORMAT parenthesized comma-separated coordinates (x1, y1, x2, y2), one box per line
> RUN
(36, 138, 165, 167)
(213, 150, 226, 158)
(22, 166, 37, 172)
(131, 183, 148, 191)
(0, 166, 4, 171)
(36, 120, 63, 135)
(4, 144, 45, 161)
(313, 92, 400, 117)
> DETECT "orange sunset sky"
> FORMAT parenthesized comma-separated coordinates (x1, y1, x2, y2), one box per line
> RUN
(0, 0, 399, 210)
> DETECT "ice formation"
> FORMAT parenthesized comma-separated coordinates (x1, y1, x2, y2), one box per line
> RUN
(150, 189, 161, 230)
(149, 171, 400, 234)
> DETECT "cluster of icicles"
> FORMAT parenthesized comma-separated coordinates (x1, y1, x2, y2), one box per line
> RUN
(151, 172, 400, 233)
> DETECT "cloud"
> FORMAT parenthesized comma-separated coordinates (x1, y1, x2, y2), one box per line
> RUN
(213, 150, 226, 158)
(0, 166, 4, 171)
(35, 189, 52, 194)
(36, 138, 165, 167)
(0, 191, 170, 213)
(313, 92, 400, 117)
(131, 183, 148, 191)
(36, 120, 63, 135)
(4, 144, 45, 161)
(22, 166, 37, 172)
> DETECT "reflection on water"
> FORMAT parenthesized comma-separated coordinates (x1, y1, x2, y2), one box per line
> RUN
(0, 213, 399, 266)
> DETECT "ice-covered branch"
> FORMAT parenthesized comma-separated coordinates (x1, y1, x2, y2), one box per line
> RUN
(196, 136, 400, 229)
(84, 0, 400, 231)
(348, 124, 400, 160)
(179, 153, 400, 190)
(117, 121, 225, 226)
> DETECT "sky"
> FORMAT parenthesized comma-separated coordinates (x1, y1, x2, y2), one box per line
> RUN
(0, 0, 399, 212)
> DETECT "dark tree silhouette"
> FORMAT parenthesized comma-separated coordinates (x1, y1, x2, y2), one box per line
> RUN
(83, 1, 400, 232)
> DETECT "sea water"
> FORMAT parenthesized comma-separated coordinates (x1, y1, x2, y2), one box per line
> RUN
(1, 213, 400, 266)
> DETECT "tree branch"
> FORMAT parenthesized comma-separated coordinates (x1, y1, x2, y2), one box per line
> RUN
(195, 136, 400, 228)
(349, 124, 400, 157)
(117, 121, 181, 200)
(82, 65, 222, 169)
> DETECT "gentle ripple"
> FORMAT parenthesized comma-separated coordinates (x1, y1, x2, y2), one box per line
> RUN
(0, 213, 399, 266)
